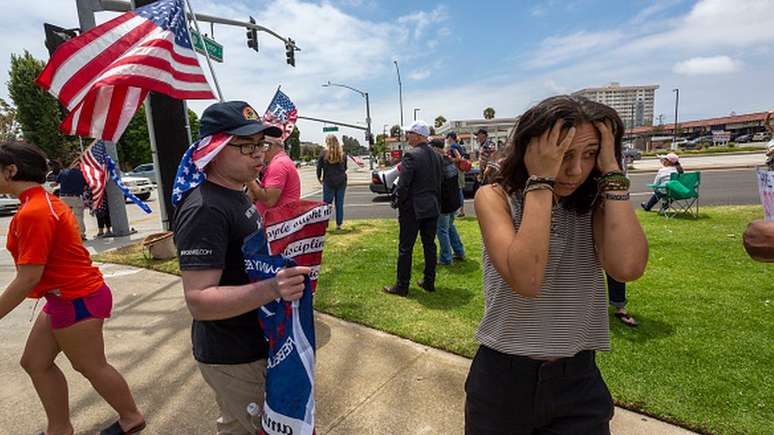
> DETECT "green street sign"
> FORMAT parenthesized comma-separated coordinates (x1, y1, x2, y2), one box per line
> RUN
(322, 126, 339, 132)
(190, 29, 223, 63)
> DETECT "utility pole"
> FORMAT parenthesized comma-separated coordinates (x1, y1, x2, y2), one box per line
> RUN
(394, 60, 404, 126)
(413, 108, 420, 121)
(75, 0, 132, 237)
(672, 88, 680, 151)
(321, 81, 373, 170)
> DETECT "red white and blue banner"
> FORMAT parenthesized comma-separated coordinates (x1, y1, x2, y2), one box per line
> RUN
(170, 133, 233, 206)
(263, 88, 298, 142)
(243, 200, 331, 435)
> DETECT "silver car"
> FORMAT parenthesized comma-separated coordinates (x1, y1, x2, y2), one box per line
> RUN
(369, 165, 400, 195)
(126, 163, 157, 184)
(0, 194, 20, 214)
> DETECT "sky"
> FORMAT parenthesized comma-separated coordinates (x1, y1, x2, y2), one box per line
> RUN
(1, 0, 773, 145)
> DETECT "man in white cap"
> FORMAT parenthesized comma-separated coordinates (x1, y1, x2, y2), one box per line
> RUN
(384, 120, 443, 296)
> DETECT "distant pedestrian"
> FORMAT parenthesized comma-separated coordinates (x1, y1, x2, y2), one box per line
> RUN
(475, 128, 496, 178)
(317, 135, 348, 230)
(641, 152, 684, 212)
(446, 131, 467, 217)
(607, 274, 637, 326)
(0, 141, 145, 435)
(384, 121, 443, 296)
(55, 161, 87, 240)
(430, 139, 465, 264)
(480, 149, 505, 185)
(173, 101, 310, 434)
(94, 195, 114, 239)
(247, 136, 301, 216)
(466, 96, 648, 434)
(765, 110, 774, 170)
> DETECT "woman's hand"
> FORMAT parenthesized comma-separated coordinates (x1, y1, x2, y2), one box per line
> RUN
(594, 120, 620, 173)
(524, 119, 575, 178)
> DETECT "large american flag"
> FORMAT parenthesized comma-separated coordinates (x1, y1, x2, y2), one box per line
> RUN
(263, 89, 298, 141)
(36, 0, 214, 142)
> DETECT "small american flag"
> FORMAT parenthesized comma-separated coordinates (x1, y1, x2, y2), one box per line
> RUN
(36, 0, 214, 143)
(81, 140, 152, 213)
(263, 89, 298, 141)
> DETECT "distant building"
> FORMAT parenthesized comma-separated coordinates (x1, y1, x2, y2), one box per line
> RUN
(572, 82, 658, 128)
(435, 117, 519, 155)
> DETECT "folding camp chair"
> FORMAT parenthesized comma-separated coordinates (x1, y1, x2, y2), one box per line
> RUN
(660, 172, 701, 218)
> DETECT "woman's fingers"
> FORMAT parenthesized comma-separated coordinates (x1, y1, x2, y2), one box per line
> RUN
(548, 119, 564, 147)
(558, 126, 576, 153)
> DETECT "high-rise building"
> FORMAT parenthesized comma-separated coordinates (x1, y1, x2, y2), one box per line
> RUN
(572, 82, 658, 128)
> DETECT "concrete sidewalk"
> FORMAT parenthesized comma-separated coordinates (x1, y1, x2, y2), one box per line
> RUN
(0, 267, 695, 434)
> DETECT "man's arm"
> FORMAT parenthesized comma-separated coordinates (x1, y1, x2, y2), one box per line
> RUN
(395, 152, 415, 208)
(181, 266, 310, 320)
(743, 220, 774, 262)
(0, 265, 44, 320)
(246, 180, 282, 206)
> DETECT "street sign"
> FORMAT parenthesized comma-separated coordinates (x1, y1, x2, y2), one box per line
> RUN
(190, 29, 223, 63)
(322, 126, 339, 132)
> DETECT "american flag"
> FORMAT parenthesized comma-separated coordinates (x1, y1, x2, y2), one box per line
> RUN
(171, 133, 233, 206)
(80, 140, 152, 213)
(263, 89, 298, 141)
(36, 0, 214, 143)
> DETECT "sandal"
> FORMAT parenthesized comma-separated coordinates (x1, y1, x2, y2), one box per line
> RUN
(100, 420, 146, 435)
(614, 312, 638, 327)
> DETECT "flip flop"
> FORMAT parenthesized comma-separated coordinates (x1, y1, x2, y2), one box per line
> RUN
(614, 312, 638, 327)
(100, 420, 146, 435)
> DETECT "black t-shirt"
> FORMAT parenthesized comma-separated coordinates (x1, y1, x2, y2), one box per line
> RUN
(173, 181, 268, 364)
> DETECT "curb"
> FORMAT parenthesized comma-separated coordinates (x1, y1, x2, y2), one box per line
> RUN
(627, 164, 760, 174)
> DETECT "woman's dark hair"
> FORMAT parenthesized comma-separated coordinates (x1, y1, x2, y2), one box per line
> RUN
(0, 141, 49, 184)
(674, 162, 684, 174)
(496, 95, 624, 214)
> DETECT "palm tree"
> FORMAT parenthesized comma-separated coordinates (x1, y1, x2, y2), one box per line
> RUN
(483, 107, 495, 119)
(434, 115, 447, 128)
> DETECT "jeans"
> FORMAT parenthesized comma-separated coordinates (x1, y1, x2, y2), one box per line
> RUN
(437, 212, 465, 264)
(323, 183, 346, 227)
(397, 210, 438, 288)
(643, 191, 664, 211)
(606, 274, 626, 309)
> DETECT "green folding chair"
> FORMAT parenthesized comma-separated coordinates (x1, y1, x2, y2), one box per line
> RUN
(661, 172, 701, 218)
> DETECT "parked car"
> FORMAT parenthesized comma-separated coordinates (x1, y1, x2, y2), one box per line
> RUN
(125, 163, 157, 184)
(369, 164, 480, 197)
(0, 194, 20, 214)
(622, 145, 642, 163)
(734, 133, 752, 143)
(752, 132, 771, 142)
(122, 176, 154, 201)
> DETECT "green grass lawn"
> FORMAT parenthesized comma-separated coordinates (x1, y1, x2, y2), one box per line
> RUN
(95, 206, 773, 434)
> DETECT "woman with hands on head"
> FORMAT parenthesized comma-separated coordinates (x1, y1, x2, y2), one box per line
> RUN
(465, 96, 648, 434)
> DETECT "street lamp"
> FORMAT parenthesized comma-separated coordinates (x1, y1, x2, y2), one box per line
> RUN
(322, 80, 373, 169)
(672, 88, 680, 151)
(394, 60, 404, 127)
(413, 108, 421, 121)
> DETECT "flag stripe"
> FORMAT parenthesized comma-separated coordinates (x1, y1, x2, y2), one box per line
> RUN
(110, 88, 147, 143)
(36, 12, 137, 88)
(57, 19, 158, 108)
(108, 55, 209, 83)
(137, 37, 201, 67)
(101, 85, 127, 141)
(90, 87, 113, 139)
(75, 90, 98, 136)
(96, 73, 213, 98)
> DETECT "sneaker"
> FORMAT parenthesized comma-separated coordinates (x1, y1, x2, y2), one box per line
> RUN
(103, 231, 115, 237)
(438, 260, 452, 266)
(640, 202, 650, 211)
(416, 279, 435, 293)
(453, 254, 465, 261)
(383, 285, 408, 297)
(456, 211, 466, 218)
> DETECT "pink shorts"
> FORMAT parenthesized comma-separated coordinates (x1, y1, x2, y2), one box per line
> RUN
(42, 284, 113, 329)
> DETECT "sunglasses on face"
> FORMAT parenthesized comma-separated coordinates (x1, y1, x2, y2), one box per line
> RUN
(228, 139, 268, 155)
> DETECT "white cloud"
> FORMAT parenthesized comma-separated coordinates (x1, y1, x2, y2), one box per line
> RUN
(396, 5, 448, 41)
(631, 0, 683, 24)
(408, 69, 430, 81)
(527, 30, 624, 68)
(673, 56, 740, 75)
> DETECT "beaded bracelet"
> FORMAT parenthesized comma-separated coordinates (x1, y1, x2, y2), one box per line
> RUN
(603, 192, 630, 201)
(598, 171, 631, 192)
(525, 175, 556, 188)
(523, 182, 554, 196)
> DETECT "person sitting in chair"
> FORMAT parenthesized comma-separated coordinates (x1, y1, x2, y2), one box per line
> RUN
(641, 152, 683, 212)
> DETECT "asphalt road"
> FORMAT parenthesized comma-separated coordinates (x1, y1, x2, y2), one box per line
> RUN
(313, 168, 763, 220)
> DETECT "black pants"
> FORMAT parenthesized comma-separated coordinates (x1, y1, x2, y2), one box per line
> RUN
(396, 211, 438, 288)
(465, 346, 614, 435)
(96, 206, 111, 230)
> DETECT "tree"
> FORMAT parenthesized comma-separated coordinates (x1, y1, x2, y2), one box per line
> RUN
(373, 133, 387, 156)
(434, 115, 447, 128)
(341, 135, 367, 155)
(0, 98, 21, 142)
(285, 126, 301, 160)
(7, 50, 73, 159)
(483, 107, 495, 119)
(390, 124, 401, 138)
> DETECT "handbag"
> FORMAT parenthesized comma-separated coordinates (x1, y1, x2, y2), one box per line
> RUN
(457, 158, 472, 173)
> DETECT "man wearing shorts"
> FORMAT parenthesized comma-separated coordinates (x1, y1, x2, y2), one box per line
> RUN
(173, 101, 309, 434)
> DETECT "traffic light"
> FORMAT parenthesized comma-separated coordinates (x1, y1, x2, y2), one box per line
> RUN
(285, 38, 295, 67)
(43, 23, 78, 56)
(246, 16, 258, 52)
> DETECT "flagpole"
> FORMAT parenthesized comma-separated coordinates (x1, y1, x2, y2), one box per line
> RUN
(184, 0, 224, 102)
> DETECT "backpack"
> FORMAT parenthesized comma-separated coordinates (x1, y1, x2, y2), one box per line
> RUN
(440, 159, 462, 214)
